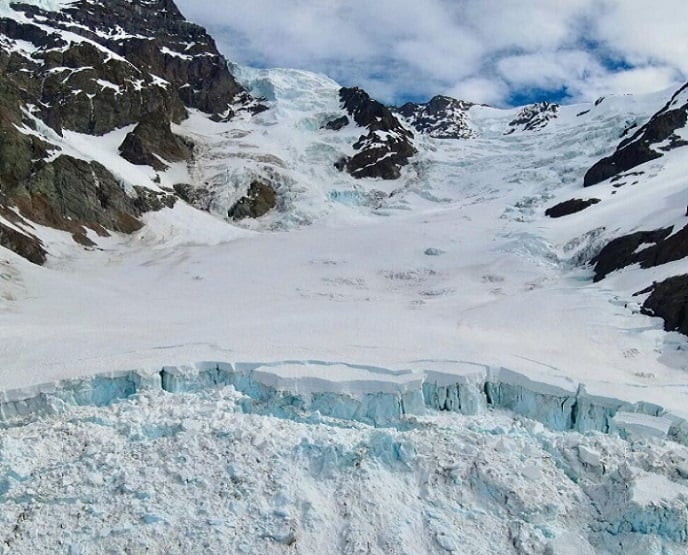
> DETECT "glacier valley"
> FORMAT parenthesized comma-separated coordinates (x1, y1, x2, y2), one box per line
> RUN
(2, 0, 688, 553)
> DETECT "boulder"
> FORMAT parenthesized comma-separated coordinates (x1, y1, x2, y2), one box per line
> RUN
(545, 198, 600, 218)
(119, 110, 192, 170)
(228, 181, 277, 220)
(323, 115, 349, 131)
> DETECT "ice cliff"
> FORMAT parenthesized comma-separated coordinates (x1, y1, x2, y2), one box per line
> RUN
(0, 361, 687, 554)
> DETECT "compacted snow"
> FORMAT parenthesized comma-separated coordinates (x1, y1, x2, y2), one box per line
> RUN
(1, 64, 688, 553)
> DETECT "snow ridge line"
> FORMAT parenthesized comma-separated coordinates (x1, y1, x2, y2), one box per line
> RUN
(0, 361, 685, 443)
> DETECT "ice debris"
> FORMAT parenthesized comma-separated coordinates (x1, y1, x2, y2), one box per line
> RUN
(0, 361, 686, 553)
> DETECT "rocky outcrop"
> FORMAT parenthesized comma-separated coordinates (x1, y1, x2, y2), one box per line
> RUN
(228, 181, 277, 220)
(0, 218, 46, 265)
(584, 83, 688, 187)
(119, 110, 193, 171)
(0, 0, 263, 262)
(583, 82, 688, 338)
(337, 87, 415, 180)
(13, 156, 149, 234)
(2, 0, 249, 134)
(637, 275, 688, 335)
(505, 102, 559, 134)
(173, 183, 212, 210)
(396, 95, 475, 139)
(592, 227, 673, 282)
(592, 223, 688, 282)
(323, 115, 349, 131)
(545, 198, 600, 218)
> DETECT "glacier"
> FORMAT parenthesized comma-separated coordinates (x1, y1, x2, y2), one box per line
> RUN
(2, 19, 688, 554)
(0, 362, 687, 554)
(2, 360, 684, 440)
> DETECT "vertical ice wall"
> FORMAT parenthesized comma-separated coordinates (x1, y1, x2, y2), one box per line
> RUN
(0, 360, 684, 445)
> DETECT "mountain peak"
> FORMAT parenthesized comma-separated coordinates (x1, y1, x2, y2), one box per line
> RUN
(396, 95, 476, 139)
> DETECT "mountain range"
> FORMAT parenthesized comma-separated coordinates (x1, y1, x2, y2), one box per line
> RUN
(1, 1, 688, 554)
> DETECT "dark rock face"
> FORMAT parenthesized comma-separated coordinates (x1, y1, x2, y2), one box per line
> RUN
(637, 275, 688, 335)
(2, 0, 249, 134)
(228, 181, 277, 220)
(338, 87, 416, 180)
(0, 218, 46, 266)
(505, 102, 559, 134)
(323, 116, 349, 131)
(173, 183, 212, 210)
(119, 110, 193, 171)
(584, 83, 688, 187)
(396, 95, 475, 139)
(0, 0, 262, 262)
(589, 224, 688, 282)
(592, 228, 672, 282)
(13, 156, 148, 234)
(545, 198, 601, 218)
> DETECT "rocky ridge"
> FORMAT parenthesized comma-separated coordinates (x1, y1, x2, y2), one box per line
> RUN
(505, 101, 559, 134)
(584, 83, 688, 187)
(566, 82, 688, 340)
(396, 95, 476, 139)
(336, 87, 416, 180)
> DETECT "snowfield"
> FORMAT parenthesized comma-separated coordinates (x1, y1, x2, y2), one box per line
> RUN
(1, 62, 688, 553)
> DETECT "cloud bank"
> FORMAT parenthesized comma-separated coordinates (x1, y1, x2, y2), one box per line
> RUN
(176, 0, 687, 106)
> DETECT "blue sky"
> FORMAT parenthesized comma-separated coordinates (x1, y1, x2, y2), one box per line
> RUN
(176, 0, 687, 107)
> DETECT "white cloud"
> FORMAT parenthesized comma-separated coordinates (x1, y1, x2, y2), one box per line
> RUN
(496, 51, 601, 91)
(580, 66, 682, 100)
(445, 77, 509, 106)
(176, 0, 688, 106)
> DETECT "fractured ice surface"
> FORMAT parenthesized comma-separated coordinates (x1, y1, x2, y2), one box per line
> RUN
(0, 360, 687, 553)
(0, 379, 686, 554)
(2, 360, 687, 440)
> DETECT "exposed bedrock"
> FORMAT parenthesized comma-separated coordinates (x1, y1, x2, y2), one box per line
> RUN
(584, 82, 688, 187)
(337, 87, 416, 179)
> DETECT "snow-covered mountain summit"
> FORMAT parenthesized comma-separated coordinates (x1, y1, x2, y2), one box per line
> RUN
(396, 95, 476, 139)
